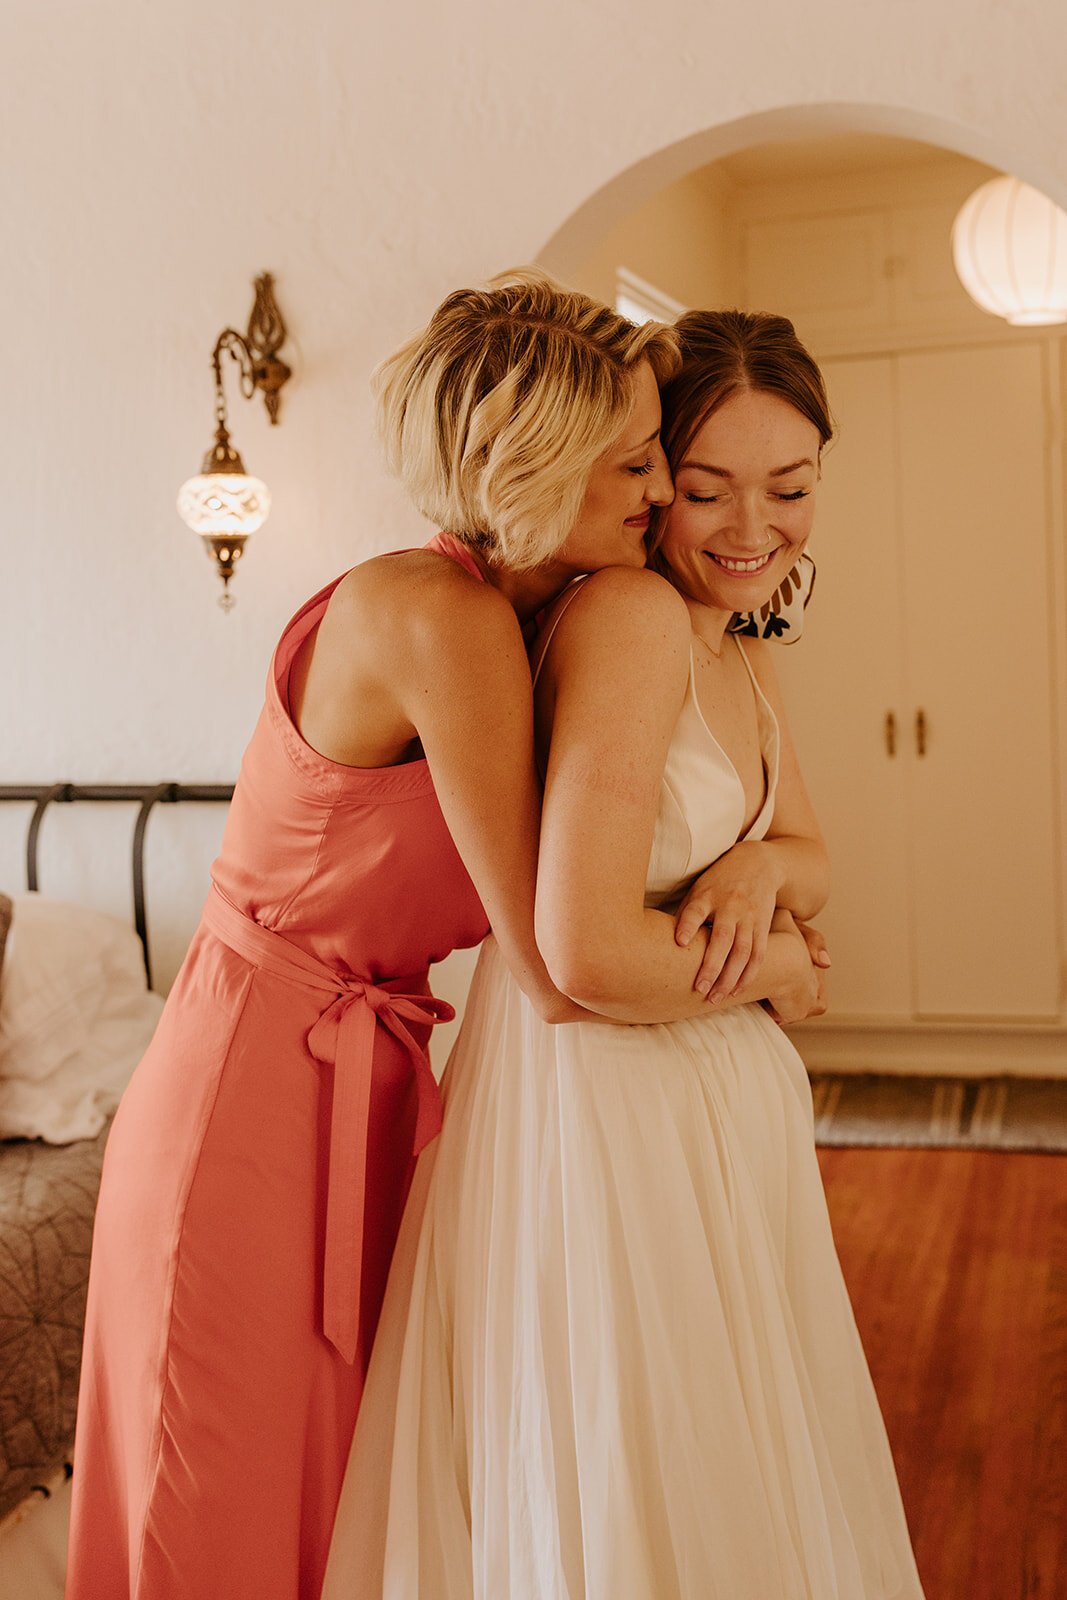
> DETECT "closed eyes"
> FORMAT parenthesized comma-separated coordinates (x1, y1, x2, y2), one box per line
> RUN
(685, 489, 811, 504)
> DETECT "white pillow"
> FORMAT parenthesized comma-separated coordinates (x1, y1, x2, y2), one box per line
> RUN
(0, 894, 164, 1144)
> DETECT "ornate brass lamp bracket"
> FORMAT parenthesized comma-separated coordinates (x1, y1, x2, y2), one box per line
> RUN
(209, 273, 291, 445)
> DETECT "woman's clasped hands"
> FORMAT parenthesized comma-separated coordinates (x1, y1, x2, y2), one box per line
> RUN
(674, 839, 831, 1024)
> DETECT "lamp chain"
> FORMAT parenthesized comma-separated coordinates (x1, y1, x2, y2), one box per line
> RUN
(211, 329, 257, 432)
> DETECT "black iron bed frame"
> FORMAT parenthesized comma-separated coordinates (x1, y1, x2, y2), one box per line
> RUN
(0, 784, 234, 988)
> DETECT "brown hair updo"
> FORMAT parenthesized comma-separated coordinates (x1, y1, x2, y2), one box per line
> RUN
(658, 309, 833, 475)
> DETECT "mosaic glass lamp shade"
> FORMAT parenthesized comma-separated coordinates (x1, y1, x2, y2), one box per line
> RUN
(176, 469, 271, 537)
(177, 426, 271, 610)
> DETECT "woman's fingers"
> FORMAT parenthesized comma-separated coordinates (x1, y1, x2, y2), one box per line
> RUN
(693, 917, 737, 995)
(728, 929, 769, 1000)
(675, 889, 713, 948)
(795, 918, 831, 968)
(706, 932, 755, 1002)
(695, 908, 778, 1001)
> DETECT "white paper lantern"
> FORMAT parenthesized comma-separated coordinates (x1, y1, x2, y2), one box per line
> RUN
(952, 175, 1067, 327)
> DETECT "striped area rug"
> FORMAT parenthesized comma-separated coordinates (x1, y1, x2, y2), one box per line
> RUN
(810, 1074, 1067, 1152)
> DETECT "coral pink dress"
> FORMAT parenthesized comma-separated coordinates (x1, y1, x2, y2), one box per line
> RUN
(66, 534, 490, 1600)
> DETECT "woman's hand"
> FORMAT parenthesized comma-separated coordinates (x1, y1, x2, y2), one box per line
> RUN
(762, 910, 830, 1025)
(674, 841, 782, 1003)
(794, 917, 831, 975)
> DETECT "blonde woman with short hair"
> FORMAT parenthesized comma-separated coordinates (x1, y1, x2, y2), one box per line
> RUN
(65, 271, 684, 1600)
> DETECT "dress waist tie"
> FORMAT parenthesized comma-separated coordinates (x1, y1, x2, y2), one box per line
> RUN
(202, 885, 454, 1365)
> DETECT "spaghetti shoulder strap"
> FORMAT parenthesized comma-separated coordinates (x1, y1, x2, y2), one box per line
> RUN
(530, 576, 592, 689)
(730, 631, 760, 684)
(731, 633, 775, 717)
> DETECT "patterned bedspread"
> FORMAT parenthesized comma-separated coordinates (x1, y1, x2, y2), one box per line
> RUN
(0, 1123, 109, 1520)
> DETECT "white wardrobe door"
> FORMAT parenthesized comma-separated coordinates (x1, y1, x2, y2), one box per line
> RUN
(896, 342, 1062, 1019)
(776, 356, 914, 1017)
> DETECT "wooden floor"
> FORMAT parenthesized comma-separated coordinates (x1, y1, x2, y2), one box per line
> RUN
(819, 1147, 1067, 1600)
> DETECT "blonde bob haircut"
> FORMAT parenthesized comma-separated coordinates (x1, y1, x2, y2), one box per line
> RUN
(374, 268, 680, 571)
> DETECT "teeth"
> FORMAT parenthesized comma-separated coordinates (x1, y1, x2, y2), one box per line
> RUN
(710, 553, 773, 573)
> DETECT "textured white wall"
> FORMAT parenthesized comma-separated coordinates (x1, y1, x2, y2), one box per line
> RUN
(569, 168, 730, 312)
(2, 0, 1065, 989)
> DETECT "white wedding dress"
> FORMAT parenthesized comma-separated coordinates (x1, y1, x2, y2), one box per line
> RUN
(323, 586, 926, 1600)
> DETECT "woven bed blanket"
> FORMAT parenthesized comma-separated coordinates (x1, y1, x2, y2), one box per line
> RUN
(0, 1122, 108, 1520)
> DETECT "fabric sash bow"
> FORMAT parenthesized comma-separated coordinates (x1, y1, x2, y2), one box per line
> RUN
(203, 886, 454, 1364)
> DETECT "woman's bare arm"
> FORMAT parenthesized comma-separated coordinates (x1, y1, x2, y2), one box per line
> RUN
(402, 576, 605, 1022)
(534, 567, 818, 1024)
(294, 556, 587, 1022)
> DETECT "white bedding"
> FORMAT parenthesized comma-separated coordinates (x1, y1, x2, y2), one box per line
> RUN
(0, 895, 163, 1143)
(0, 1468, 69, 1600)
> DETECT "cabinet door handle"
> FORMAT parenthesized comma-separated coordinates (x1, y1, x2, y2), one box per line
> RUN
(915, 708, 927, 756)
(884, 711, 896, 757)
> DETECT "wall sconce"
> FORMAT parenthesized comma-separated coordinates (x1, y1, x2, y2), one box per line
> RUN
(952, 175, 1067, 327)
(177, 273, 292, 609)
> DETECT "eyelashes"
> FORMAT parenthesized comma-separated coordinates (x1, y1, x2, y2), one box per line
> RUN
(628, 462, 656, 476)
(685, 489, 811, 505)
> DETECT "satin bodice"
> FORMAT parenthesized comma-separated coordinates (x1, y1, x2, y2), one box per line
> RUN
(644, 639, 780, 908)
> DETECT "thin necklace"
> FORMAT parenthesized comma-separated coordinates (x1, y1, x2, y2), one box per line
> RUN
(689, 612, 733, 659)
(692, 630, 723, 660)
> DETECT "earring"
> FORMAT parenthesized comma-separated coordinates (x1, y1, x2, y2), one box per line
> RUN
(729, 552, 817, 645)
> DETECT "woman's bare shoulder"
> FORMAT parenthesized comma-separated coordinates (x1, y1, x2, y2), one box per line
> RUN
(549, 564, 691, 650)
(327, 547, 516, 651)
(332, 547, 497, 604)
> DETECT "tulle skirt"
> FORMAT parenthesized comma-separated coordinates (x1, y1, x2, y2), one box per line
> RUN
(323, 936, 925, 1599)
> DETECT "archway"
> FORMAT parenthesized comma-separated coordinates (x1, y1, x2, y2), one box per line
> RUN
(538, 100, 1061, 278)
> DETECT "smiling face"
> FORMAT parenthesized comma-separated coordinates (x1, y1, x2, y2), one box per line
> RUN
(554, 359, 675, 576)
(656, 386, 820, 613)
